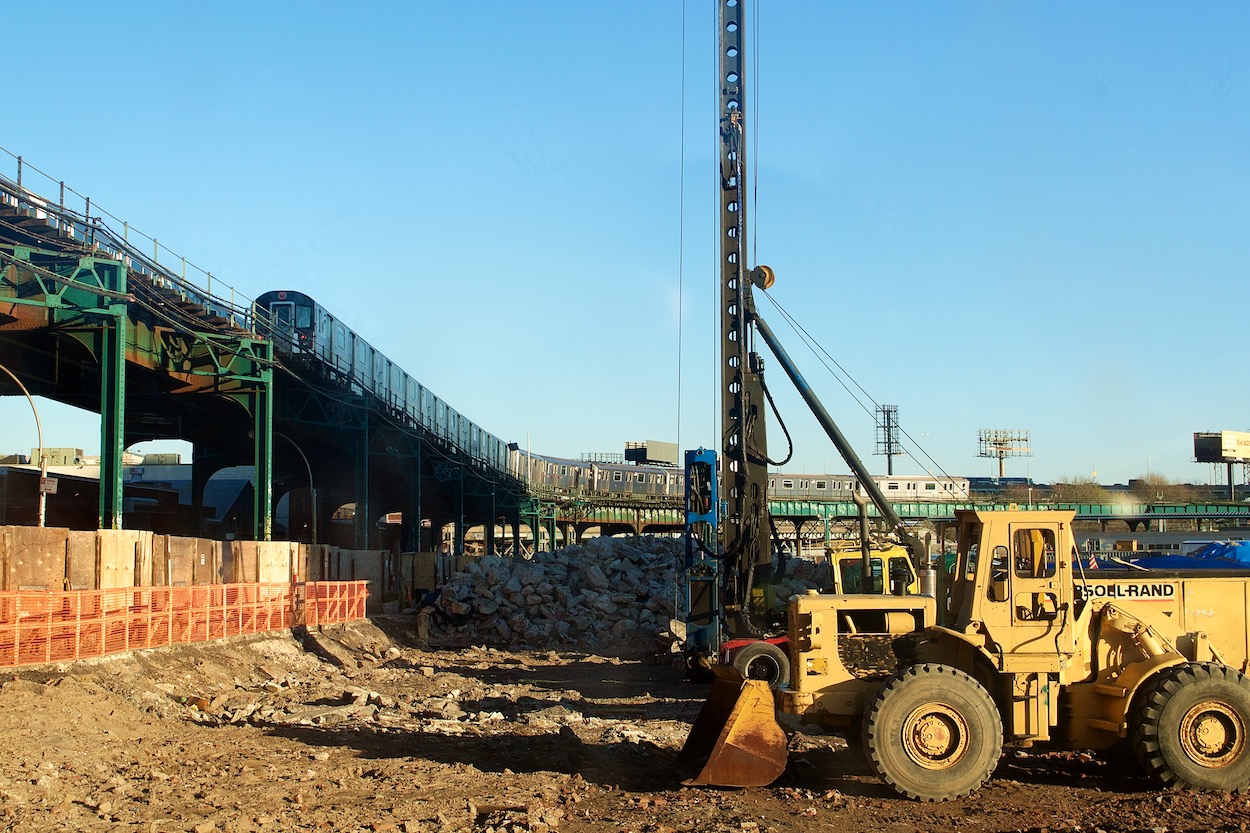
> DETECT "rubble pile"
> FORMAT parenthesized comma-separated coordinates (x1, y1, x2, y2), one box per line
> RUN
(428, 536, 832, 649)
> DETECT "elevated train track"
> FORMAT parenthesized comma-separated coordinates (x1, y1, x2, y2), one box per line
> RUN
(0, 165, 522, 549)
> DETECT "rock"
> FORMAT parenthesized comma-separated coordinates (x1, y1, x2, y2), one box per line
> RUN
(579, 564, 609, 589)
(428, 536, 829, 650)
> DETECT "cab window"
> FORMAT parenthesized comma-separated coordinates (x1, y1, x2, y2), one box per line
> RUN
(1013, 528, 1057, 579)
(839, 557, 884, 594)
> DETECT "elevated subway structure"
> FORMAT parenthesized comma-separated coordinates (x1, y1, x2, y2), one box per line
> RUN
(0, 166, 523, 551)
(4, 160, 1250, 553)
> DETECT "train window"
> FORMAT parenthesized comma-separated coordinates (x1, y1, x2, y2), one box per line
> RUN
(800, 480, 808, 489)
(270, 302, 294, 334)
(781, 480, 793, 489)
(613, 471, 623, 482)
(815, 481, 827, 489)
(907, 483, 915, 491)
(635, 472, 645, 482)
(560, 465, 567, 476)
(887, 482, 900, 490)
(925, 483, 938, 491)
(296, 305, 312, 329)
(769, 479, 775, 488)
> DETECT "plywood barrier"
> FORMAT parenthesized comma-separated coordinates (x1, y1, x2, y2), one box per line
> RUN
(0, 529, 357, 591)
(0, 581, 368, 669)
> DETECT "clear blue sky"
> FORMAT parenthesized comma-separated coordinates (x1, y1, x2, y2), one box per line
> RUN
(1, 1, 1247, 486)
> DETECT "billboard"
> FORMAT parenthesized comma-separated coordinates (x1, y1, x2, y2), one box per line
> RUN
(624, 440, 680, 467)
(1194, 431, 1250, 464)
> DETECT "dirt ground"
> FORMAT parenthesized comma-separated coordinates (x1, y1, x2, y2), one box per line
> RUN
(1, 619, 1249, 833)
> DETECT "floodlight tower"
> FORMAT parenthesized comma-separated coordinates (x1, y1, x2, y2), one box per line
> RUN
(978, 429, 1032, 480)
(875, 405, 902, 476)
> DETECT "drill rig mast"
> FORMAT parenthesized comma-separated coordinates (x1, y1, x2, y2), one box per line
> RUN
(717, 0, 774, 637)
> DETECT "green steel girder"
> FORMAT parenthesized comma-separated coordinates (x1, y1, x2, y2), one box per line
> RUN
(520, 496, 558, 552)
(369, 426, 423, 460)
(128, 321, 273, 391)
(276, 385, 369, 430)
(514, 495, 1250, 529)
(97, 310, 126, 529)
(0, 245, 127, 316)
(766, 499, 1250, 523)
(549, 502, 683, 527)
(355, 408, 371, 547)
(0, 244, 275, 540)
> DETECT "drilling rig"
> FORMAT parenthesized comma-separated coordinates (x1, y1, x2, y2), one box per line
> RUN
(677, 0, 1250, 802)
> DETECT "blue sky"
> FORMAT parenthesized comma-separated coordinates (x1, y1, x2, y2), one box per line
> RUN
(1, 1, 1247, 486)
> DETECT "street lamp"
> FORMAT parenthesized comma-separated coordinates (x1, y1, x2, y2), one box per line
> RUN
(275, 431, 316, 544)
(0, 363, 47, 527)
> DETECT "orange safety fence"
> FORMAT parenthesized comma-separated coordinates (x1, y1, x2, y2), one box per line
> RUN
(304, 581, 370, 627)
(0, 581, 368, 670)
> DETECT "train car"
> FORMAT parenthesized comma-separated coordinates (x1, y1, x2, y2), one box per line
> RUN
(252, 290, 507, 471)
(514, 452, 960, 505)
(510, 450, 684, 498)
(768, 472, 971, 502)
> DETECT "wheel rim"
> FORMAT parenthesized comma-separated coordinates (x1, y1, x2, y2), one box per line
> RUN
(744, 655, 779, 683)
(901, 703, 970, 770)
(1179, 700, 1246, 769)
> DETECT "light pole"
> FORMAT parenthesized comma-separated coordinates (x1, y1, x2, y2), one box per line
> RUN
(275, 431, 316, 544)
(0, 363, 47, 527)
(1026, 460, 1032, 509)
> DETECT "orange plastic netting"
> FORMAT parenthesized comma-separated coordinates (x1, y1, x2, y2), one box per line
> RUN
(0, 581, 368, 669)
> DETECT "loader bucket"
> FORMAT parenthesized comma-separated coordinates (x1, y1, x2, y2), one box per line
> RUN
(676, 664, 787, 787)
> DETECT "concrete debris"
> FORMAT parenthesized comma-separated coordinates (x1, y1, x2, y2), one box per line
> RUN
(427, 536, 829, 649)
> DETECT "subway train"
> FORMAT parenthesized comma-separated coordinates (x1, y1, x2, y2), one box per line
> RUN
(252, 290, 508, 472)
(511, 451, 685, 498)
(768, 472, 971, 503)
(511, 448, 970, 503)
(251, 291, 970, 503)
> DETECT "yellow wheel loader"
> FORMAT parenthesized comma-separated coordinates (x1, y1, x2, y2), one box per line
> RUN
(682, 509, 1250, 800)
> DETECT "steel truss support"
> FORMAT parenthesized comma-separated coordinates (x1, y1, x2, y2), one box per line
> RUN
(98, 306, 127, 528)
(407, 446, 423, 552)
(0, 245, 129, 528)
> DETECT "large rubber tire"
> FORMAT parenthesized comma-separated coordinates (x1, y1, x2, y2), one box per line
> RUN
(730, 642, 790, 691)
(842, 729, 871, 771)
(1096, 737, 1142, 773)
(1131, 662, 1250, 792)
(862, 663, 1003, 801)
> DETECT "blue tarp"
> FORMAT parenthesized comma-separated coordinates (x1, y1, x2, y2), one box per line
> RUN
(1128, 554, 1244, 570)
(1190, 541, 1250, 565)
(1084, 542, 1250, 570)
